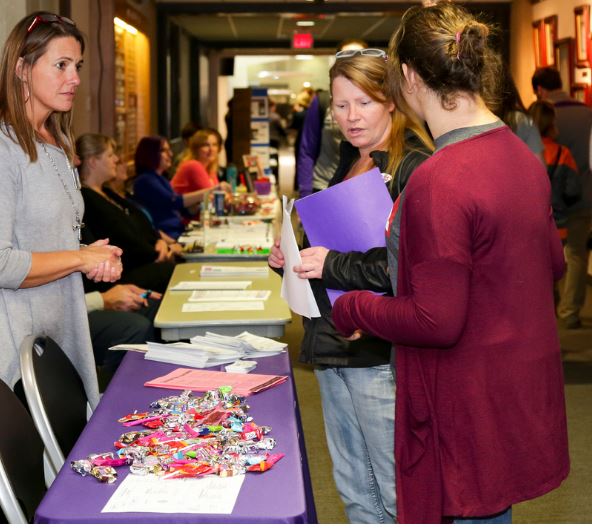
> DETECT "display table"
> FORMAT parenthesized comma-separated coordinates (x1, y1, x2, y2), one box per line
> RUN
(180, 197, 280, 262)
(155, 262, 291, 341)
(34, 351, 316, 524)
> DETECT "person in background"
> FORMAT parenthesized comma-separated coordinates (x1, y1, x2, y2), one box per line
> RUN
(532, 66, 592, 329)
(496, 66, 544, 162)
(171, 129, 232, 195)
(132, 136, 212, 239)
(528, 100, 582, 233)
(77, 133, 176, 293)
(269, 50, 432, 523)
(290, 90, 313, 189)
(107, 153, 183, 256)
(331, 3, 569, 523)
(0, 12, 122, 408)
(269, 99, 287, 150)
(206, 127, 228, 182)
(171, 120, 199, 176)
(297, 38, 368, 197)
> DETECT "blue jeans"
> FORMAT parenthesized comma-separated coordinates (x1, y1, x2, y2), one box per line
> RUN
(453, 507, 512, 524)
(315, 365, 396, 524)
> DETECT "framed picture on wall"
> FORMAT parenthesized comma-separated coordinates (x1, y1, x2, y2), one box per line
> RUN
(532, 20, 543, 67)
(554, 38, 575, 93)
(574, 5, 591, 66)
(533, 17, 557, 66)
(543, 16, 558, 66)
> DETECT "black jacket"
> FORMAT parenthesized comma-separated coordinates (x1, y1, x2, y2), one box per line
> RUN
(299, 131, 431, 367)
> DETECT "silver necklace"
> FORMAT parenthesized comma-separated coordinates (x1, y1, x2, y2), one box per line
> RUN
(41, 143, 84, 241)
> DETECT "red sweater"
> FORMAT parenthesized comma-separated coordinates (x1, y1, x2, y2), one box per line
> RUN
(171, 160, 218, 194)
(332, 126, 569, 522)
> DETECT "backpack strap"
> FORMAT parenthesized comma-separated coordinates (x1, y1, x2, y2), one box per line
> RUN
(549, 145, 562, 180)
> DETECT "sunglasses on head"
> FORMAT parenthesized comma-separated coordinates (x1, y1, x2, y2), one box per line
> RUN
(27, 14, 76, 34)
(335, 48, 387, 60)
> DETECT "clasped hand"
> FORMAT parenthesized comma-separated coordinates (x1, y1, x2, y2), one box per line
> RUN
(82, 239, 123, 282)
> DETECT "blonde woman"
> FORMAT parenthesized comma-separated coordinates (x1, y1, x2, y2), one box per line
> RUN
(171, 129, 231, 194)
(269, 50, 432, 523)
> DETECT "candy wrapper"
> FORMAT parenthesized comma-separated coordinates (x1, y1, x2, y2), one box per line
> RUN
(72, 387, 283, 484)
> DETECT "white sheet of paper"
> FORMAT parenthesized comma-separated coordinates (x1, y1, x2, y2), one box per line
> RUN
(170, 281, 252, 291)
(182, 301, 265, 312)
(280, 196, 320, 318)
(108, 344, 148, 352)
(188, 290, 271, 302)
(101, 473, 245, 514)
(200, 265, 269, 278)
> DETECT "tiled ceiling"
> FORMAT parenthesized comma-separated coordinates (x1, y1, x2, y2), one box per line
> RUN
(169, 11, 401, 47)
(158, 0, 512, 49)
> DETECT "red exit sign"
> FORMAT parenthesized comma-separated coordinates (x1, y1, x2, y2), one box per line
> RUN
(292, 32, 314, 49)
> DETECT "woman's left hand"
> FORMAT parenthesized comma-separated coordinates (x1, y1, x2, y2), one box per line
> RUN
(154, 239, 170, 262)
(294, 246, 329, 279)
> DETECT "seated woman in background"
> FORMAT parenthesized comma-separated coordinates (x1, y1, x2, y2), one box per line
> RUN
(77, 133, 176, 293)
(108, 151, 183, 256)
(171, 129, 232, 194)
(133, 136, 221, 238)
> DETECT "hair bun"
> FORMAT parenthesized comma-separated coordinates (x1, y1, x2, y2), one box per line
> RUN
(457, 21, 489, 61)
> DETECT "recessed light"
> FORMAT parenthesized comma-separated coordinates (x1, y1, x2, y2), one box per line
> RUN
(297, 21, 315, 27)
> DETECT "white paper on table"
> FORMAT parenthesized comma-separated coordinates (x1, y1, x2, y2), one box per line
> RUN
(101, 474, 245, 514)
(200, 265, 269, 278)
(108, 344, 148, 352)
(170, 281, 252, 291)
(188, 290, 271, 302)
(279, 196, 320, 318)
(182, 301, 265, 312)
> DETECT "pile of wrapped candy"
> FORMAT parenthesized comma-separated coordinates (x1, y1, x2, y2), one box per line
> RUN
(71, 386, 284, 484)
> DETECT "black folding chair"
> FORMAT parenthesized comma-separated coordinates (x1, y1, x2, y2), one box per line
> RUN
(19, 335, 89, 475)
(0, 379, 46, 523)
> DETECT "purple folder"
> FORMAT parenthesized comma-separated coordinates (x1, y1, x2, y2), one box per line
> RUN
(294, 167, 393, 305)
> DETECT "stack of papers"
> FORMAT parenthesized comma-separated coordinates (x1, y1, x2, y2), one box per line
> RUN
(138, 332, 287, 369)
(144, 367, 288, 396)
(232, 331, 287, 358)
(144, 342, 238, 368)
(200, 265, 269, 278)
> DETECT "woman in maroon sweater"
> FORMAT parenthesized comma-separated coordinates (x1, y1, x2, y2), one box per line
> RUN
(332, 3, 569, 524)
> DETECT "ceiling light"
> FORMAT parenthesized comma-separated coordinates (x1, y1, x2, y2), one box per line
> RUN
(114, 17, 138, 35)
(296, 55, 314, 60)
(303, 81, 312, 88)
(258, 70, 271, 79)
(297, 21, 315, 27)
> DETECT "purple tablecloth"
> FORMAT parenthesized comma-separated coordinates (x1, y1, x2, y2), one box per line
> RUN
(34, 351, 317, 523)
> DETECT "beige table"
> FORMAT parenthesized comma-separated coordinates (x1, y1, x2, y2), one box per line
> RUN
(155, 262, 291, 340)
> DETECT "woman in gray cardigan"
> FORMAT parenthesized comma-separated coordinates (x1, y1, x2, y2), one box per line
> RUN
(0, 12, 122, 408)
